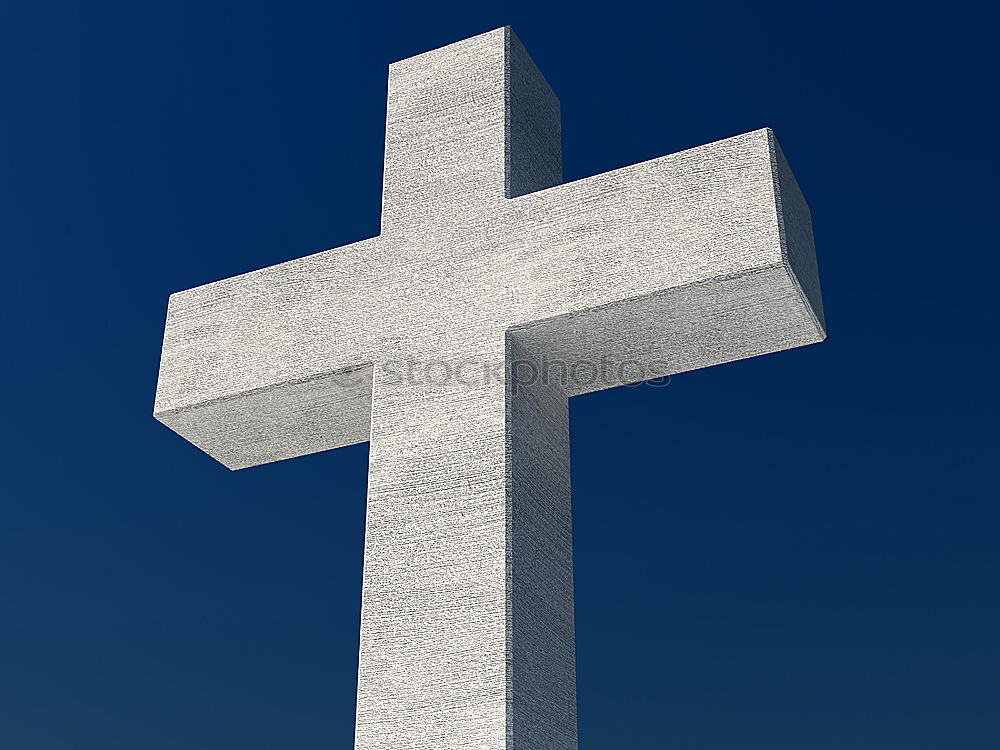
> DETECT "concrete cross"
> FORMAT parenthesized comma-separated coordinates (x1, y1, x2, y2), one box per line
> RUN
(154, 26, 825, 750)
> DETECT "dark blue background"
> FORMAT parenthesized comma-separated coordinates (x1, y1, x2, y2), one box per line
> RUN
(2, 2, 996, 748)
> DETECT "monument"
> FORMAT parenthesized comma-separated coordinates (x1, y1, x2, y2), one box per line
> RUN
(154, 26, 824, 750)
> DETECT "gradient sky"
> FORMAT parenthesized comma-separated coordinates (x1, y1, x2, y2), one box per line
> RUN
(2, 1, 996, 748)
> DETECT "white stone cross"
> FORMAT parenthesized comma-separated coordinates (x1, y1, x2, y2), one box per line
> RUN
(154, 26, 824, 750)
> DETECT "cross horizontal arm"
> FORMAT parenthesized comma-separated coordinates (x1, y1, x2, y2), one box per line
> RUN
(501, 128, 821, 330)
(154, 128, 822, 468)
(153, 236, 384, 469)
(485, 127, 824, 394)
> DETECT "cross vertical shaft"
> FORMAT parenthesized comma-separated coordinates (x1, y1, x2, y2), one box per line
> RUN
(360, 28, 574, 749)
(357, 342, 575, 749)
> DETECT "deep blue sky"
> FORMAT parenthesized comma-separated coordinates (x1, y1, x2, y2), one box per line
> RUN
(2, 2, 996, 748)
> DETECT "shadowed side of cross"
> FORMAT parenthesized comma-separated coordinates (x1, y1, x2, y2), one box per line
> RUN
(154, 26, 824, 750)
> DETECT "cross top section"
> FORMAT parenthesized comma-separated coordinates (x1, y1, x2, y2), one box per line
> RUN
(155, 26, 823, 473)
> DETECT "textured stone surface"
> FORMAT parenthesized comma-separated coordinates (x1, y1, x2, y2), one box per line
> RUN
(154, 26, 824, 750)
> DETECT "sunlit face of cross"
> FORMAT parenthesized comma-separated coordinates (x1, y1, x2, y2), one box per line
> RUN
(155, 26, 824, 750)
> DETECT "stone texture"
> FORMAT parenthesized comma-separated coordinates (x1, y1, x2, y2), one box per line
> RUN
(154, 26, 825, 750)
